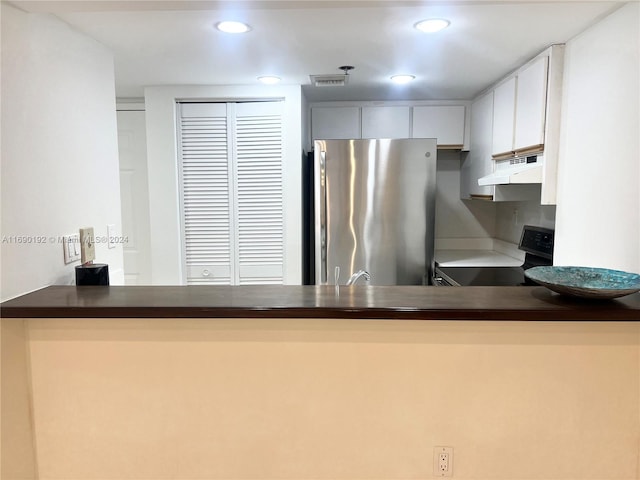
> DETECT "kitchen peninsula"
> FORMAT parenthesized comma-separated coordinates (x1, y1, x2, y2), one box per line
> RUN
(2, 286, 640, 479)
(2, 285, 640, 320)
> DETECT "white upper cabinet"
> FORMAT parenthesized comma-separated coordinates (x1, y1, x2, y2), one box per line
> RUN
(474, 45, 564, 204)
(311, 106, 360, 140)
(513, 56, 548, 152)
(412, 105, 465, 147)
(463, 91, 540, 202)
(310, 102, 467, 147)
(491, 77, 516, 157)
(491, 55, 550, 158)
(361, 106, 410, 138)
(461, 91, 495, 200)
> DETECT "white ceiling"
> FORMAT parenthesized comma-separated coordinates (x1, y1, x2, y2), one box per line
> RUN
(9, 0, 627, 101)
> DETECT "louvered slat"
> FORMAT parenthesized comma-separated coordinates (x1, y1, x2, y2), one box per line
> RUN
(239, 277, 282, 285)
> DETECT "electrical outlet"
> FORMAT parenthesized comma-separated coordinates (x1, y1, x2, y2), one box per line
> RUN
(79, 227, 96, 264)
(439, 453, 449, 472)
(433, 446, 453, 477)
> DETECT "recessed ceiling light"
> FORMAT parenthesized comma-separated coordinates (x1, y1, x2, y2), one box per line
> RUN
(414, 18, 450, 33)
(258, 76, 281, 85)
(390, 75, 416, 84)
(216, 21, 251, 34)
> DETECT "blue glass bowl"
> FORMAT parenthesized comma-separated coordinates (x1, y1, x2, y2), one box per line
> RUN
(525, 266, 640, 299)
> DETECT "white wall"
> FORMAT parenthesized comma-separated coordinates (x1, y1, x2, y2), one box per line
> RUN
(144, 85, 302, 285)
(555, 2, 640, 272)
(0, 4, 124, 301)
(495, 201, 556, 245)
(435, 151, 497, 244)
(301, 93, 311, 153)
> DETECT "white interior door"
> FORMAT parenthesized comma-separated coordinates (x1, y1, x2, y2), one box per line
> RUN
(117, 110, 152, 285)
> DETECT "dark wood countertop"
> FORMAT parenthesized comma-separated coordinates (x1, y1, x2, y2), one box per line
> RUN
(1, 285, 639, 320)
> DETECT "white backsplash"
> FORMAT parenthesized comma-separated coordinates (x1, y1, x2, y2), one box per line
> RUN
(434, 150, 557, 251)
(495, 201, 556, 245)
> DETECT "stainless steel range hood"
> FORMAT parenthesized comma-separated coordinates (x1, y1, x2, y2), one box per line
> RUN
(478, 155, 544, 186)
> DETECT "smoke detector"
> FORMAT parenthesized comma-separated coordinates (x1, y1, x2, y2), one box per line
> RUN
(309, 65, 354, 87)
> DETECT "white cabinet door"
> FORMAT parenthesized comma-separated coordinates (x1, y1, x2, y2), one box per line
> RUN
(361, 106, 410, 138)
(461, 92, 495, 200)
(492, 57, 548, 156)
(412, 105, 465, 147)
(514, 56, 548, 152)
(491, 77, 516, 157)
(311, 107, 360, 140)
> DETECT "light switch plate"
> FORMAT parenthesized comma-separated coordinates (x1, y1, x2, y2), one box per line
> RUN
(107, 224, 116, 249)
(79, 227, 96, 264)
(63, 234, 80, 264)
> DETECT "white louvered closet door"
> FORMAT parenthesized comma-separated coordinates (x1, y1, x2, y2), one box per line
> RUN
(178, 101, 284, 285)
(234, 102, 284, 284)
(179, 103, 233, 284)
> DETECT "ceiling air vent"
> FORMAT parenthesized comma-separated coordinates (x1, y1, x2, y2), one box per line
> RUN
(309, 74, 349, 87)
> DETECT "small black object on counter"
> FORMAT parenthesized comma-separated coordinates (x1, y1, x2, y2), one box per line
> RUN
(75, 263, 109, 286)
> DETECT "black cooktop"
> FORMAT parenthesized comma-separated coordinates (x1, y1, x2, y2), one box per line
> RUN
(435, 265, 530, 286)
(434, 225, 554, 287)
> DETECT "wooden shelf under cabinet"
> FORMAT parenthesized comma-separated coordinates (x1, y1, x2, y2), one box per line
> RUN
(492, 144, 544, 160)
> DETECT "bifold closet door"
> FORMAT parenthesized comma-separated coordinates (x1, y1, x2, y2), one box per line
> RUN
(234, 102, 284, 284)
(178, 101, 284, 285)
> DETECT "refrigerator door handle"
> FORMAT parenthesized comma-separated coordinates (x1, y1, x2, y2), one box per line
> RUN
(318, 150, 327, 283)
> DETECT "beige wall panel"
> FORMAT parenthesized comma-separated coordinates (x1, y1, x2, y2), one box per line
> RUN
(1, 319, 38, 479)
(24, 319, 640, 480)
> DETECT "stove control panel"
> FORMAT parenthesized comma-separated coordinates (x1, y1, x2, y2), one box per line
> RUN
(519, 225, 554, 260)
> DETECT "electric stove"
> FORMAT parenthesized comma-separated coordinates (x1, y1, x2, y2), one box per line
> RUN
(433, 225, 554, 286)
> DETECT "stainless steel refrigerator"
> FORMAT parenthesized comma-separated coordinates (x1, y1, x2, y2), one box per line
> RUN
(313, 138, 437, 285)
